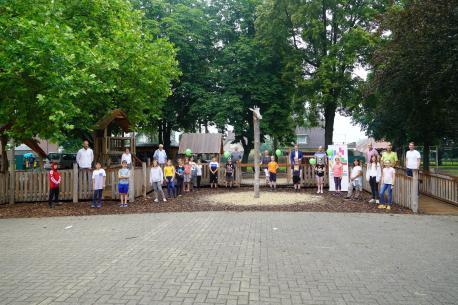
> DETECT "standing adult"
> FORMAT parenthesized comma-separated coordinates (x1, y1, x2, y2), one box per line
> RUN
(380, 143, 398, 167)
(121, 147, 132, 169)
(289, 144, 303, 164)
(405, 142, 421, 176)
(153, 144, 167, 168)
(76, 140, 94, 170)
(314, 146, 327, 166)
(313, 146, 327, 194)
(366, 143, 379, 163)
(230, 146, 243, 186)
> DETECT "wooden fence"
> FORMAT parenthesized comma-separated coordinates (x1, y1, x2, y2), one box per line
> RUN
(362, 167, 417, 211)
(419, 171, 458, 206)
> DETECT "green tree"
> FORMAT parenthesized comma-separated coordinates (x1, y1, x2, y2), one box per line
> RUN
(256, 0, 387, 146)
(208, 0, 296, 161)
(355, 0, 458, 170)
(0, 0, 178, 144)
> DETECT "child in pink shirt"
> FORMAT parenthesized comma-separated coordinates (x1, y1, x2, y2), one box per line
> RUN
(332, 157, 344, 194)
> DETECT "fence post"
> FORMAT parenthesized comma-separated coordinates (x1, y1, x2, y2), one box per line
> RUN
(142, 162, 147, 198)
(9, 146, 15, 205)
(147, 158, 151, 167)
(72, 163, 78, 203)
(412, 169, 419, 213)
(129, 166, 135, 202)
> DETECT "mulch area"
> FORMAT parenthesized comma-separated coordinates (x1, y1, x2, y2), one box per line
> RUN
(0, 186, 412, 219)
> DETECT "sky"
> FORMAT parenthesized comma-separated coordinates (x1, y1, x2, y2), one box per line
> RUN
(333, 113, 367, 144)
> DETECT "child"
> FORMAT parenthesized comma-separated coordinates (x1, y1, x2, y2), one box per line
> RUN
(292, 157, 302, 192)
(225, 159, 234, 188)
(190, 157, 197, 191)
(48, 162, 61, 208)
(150, 160, 166, 202)
(346, 159, 363, 200)
(379, 160, 396, 210)
(367, 154, 381, 204)
(196, 159, 203, 190)
(332, 157, 343, 195)
(164, 160, 176, 198)
(118, 160, 131, 207)
(315, 159, 325, 194)
(261, 150, 271, 185)
(92, 162, 106, 208)
(175, 159, 185, 196)
(183, 159, 192, 192)
(268, 156, 279, 190)
(209, 157, 219, 188)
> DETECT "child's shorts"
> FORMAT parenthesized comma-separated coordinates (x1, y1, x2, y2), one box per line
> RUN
(118, 183, 129, 194)
(269, 173, 277, 182)
(226, 173, 233, 181)
(184, 174, 191, 183)
(209, 172, 218, 183)
(293, 175, 300, 184)
(352, 180, 362, 190)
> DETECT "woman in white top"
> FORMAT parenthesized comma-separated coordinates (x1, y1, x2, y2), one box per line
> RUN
(196, 159, 203, 189)
(379, 160, 396, 210)
(366, 154, 381, 204)
(121, 148, 132, 168)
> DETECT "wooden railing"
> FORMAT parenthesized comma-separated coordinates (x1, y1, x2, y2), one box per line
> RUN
(419, 171, 458, 206)
(0, 164, 152, 204)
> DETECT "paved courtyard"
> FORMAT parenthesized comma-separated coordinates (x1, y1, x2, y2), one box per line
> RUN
(0, 212, 457, 305)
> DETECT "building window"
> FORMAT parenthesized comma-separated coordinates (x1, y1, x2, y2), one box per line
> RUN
(297, 134, 308, 145)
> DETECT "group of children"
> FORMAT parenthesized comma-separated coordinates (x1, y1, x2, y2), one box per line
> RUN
(47, 152, 396, 210)
(329, 157, 396, 210)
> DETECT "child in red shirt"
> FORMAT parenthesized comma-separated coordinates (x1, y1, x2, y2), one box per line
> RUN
(48, 162, 61, 208)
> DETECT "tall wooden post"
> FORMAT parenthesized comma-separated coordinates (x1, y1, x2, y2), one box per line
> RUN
(9, 144, 15, 204)
(412, 169, 419, 213)
(129, 166, 135, 202)
(73, 163, 78, 203)
(142, 162, 147, 198)
(251, 107, 262, 198)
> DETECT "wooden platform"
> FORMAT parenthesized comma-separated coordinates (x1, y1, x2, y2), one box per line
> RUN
(419, 195, 458, 215)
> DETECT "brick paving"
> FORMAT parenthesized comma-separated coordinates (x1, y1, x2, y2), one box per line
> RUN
(0, 212, 457, 305)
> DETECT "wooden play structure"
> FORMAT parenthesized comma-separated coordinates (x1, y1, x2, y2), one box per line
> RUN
(93, 109, 136, 167)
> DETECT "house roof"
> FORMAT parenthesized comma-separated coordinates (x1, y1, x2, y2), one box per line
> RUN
(95, 109, 131, 132)
(178, 133, 223, 154)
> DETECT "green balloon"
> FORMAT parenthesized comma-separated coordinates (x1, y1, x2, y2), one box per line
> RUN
(326, 148, 333, 156)
(309, 158, 316, 165)
(185, 148, 192, 156)
(275, 149, 282, 157)
(224, 151, 231, 159)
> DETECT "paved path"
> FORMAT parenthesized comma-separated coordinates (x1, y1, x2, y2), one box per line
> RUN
(0, 212, 457, 305)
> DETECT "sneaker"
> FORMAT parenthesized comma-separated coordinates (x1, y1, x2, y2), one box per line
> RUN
(316, 190, 320, 194)
(320, 190, 324, 194)
(91, 205, 96, 208)
(369, 199, 375, 204)
(163, 198, 167, 202)
(97, 205, 102, 208)
(386, 205, 391, 210)
(375, 199, 380, 204)
(377, 204, 386, 209)
(154, 199, 159, 203)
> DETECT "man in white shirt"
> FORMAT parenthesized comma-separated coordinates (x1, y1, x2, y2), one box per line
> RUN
(405, 142, 421, 177)
(153, 144, 167, 167)
(76, 140, 94, 170)
(121, 148, 132, 168)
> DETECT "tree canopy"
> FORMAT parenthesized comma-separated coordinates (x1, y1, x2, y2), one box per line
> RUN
(0, 0, 179, 143)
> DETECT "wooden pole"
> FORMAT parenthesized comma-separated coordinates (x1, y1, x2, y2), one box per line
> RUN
(253, 113, 260, 198)
(72, 163, 78, 203)
(129, 166, 135, 202)
(412, 169, 419, 213)
(142, 162, 147, 198)
(9, 144, 15, 204)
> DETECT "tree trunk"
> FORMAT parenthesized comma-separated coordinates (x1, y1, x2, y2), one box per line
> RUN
(324, 104, 336, 147)
(253, 114, 260, 198)
(158, 119, 164, 145)
(0, 134, 8, 173)
(423, 142, 430, 171)
(163, 121, 171, 152)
